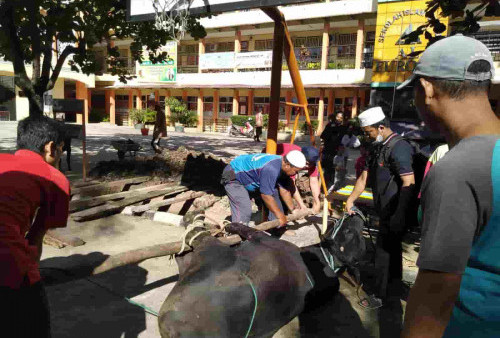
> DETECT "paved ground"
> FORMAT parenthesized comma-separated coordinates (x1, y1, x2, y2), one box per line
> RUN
(1, 122, 416, 337)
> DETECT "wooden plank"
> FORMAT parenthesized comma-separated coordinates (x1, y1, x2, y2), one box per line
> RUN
(71, 176, 150, 197)
(69, 183, 178, 212)
(71, 180, 101, 189)
(71, 186, 189, 222)
(126, 191, 207, 214)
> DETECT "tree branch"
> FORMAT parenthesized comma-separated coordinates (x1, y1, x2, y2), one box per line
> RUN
(40, 25, 55, 92)
(28, 0, 41, 82)
(47, 44, 77, 90)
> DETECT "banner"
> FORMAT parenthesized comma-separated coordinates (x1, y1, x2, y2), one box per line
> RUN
(235, 51, 273, 69)
(138, 40, 177, 82)
(371, 0, 449, 85)
(199, 52, 235, 70)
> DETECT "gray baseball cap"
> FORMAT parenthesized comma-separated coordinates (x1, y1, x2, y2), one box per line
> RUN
(397, 34, 495, 90)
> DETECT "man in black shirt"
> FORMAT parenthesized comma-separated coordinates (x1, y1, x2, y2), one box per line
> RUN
(320, 112, 347, 188)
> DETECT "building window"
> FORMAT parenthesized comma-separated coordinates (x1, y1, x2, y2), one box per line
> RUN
(362, 31, 375, 69)
(254, 96, 270, 114)
(206, 42, 234, 53)
(178, 44, 199, 74)
(240, 41, 249, 52)
(469, 30, 500, 61)
(187, 96, 197, 111)
(293, 36, 322, 70)
(203, 96, 213, 113)
(219, 96, 233, 114)
(255, 39, 274, 51)
(328, 33, 357, 69)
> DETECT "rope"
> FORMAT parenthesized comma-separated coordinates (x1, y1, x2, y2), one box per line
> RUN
(241, 273, 258, 338)
(305, 272, 315, 288)
(177, 223, 210, 255)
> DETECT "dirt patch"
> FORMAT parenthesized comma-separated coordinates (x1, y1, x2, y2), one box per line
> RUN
(89, 146, 229, 190)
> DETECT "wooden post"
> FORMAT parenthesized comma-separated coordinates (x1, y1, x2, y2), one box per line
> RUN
(128, 90, 133, 126)
(86, 90, 91, 124)
(247, 89, 254, 115)
(75, 82, 88, 124)
(355, 19, 365, 70)
(198, 39, 205, 74)
(327, 89, 334, 116)
(351, 89, 359, 118)
(321, 21, 330, 71)
(262, 10, 285, 155)
(197, 89, 204, 132)
(317, 89, 325, 135)
(232, 89, 239, 116)
(106, 90, 115, 125)
(165, 89, 171, 126)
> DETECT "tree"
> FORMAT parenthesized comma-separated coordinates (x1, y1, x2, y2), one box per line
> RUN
(0, 0, 206, 116)
(405, 0, 500, 56)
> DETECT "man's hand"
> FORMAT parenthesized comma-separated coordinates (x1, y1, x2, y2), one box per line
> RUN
(345, 199, 355, 215)
(277, 213, 288, 227)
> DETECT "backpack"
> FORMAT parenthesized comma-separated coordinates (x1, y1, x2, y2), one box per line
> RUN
(378, 134, 430, 228)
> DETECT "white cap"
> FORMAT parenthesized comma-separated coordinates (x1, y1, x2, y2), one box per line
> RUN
(358, 107, 386, 127)
(285, 150, 306, 168)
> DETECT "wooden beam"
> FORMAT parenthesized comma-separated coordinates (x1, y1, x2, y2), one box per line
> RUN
(127, 191, 207, 214)
(71, 176, 150, 197)
(71, 186, 188, 222)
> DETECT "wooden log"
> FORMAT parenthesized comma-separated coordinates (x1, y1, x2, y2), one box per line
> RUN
(126, 191, 207, 215)
(90, 210, 312, 275)
(70, 183, 177, 212)
(71, 176, 150, 197)
(71, 186, 189, 222)
(71, 180, 100, 189)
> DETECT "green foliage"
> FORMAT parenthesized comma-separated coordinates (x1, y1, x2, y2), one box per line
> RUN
(88, 109, 106, 123)
(165, 97, 198, 127)
(0, 0, 206, 116)
(102, 116, 110, 122)
(300, 120, 319, 134)
(129, 108, 156, 124)
(231, 115, 254, 127)
(278, 120, 287, 131)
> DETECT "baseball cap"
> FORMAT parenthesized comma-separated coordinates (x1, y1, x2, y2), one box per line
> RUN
(358, 107, 386, 127)
(301, 146, 319, 163)
(285, 150, 306, 168)
(397, 34, 495, 90)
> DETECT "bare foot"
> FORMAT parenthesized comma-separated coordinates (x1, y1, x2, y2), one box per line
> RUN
(283, 229, 296, 236)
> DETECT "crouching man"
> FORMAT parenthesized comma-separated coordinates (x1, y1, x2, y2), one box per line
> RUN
(221, 151, 306, 227)
(0, 116, 70, 338)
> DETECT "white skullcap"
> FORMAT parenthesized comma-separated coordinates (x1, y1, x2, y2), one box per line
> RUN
(285, 150, 306, 169)
(358, 107, 386, 127)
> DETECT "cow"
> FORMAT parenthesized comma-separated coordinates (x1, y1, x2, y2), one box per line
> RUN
(158, 213, 366, 338)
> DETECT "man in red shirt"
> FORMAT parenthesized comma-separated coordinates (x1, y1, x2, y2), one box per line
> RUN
(264, 143, 321, 213)
(0, 116, 70, 338)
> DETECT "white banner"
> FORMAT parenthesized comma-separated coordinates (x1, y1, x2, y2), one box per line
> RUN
(199, 52, 235, 70)
(234, 51, 273, 69)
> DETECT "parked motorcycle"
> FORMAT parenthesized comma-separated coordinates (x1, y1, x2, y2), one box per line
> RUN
(228, 124, 255, 138)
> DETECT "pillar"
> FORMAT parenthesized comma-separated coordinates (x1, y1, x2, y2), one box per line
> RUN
(136, 89, 142, 109)
(351, 89, 359, 118)
(182, 90, 188, 103)
(198, 39, 205, 74)
(234, 30, 241, 72)
(327, 89, 334, 116)
(317, 89, 325, 135)
(75, 82, 88, 124)
(165, 90, 171, 126)
(87, 90, 91, 122)
(155, 90, 159, 103)
(128, 90, 133, 126)
(355, 19, 365, 69)
(359, 89, 366, 111)
(105, 89, 115, 125)
(321, 21, 330, 71)
(197, 89, 204, 132)
(232, 89, 239, 115)
(285, 90, 293, 126)
(213, 89, 219, 129)
(248, 89, 254, 115)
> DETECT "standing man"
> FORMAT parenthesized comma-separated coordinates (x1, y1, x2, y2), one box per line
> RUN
(221, 151, 306, 226)
(320, 112, 347, 188)
(264, 143, 322, 213)
(399, 35, 500, 337)
(345, 106, 415, 299)
(152, 103, 167, 153)
(0, 116, 70, 337)
(254, 109, 264, 142)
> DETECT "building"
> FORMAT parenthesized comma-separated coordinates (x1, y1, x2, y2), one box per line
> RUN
(1, 0, 499, 129)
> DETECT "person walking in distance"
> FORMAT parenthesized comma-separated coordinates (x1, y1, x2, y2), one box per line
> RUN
(254, 109, 264, 142)
(399, 35, 500, 338)
(320, 112, 348, 188)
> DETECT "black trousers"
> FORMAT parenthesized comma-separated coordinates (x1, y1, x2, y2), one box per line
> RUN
(374, 219, 404, 298)
(0, 281, 51, 338)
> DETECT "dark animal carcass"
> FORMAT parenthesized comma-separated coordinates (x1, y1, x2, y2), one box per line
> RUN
(159, 214, 366, 337)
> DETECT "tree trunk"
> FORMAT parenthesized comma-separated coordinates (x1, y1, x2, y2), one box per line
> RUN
(29, 91, 44, 117)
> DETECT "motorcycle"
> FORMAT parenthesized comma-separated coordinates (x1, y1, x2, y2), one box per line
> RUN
(228, 124, 255, 138)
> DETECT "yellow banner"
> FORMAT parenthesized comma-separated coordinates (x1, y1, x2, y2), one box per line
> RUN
(372, 0, 449, 85)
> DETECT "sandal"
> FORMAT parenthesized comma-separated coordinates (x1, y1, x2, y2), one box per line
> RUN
(358, 294, 383, 309)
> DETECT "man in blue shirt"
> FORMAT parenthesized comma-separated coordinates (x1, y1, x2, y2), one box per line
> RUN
(398, 35, 500, 337)
(221, 151, 306, 227)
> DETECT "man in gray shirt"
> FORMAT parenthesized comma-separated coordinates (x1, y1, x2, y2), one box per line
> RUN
(398, 35, 500, 337)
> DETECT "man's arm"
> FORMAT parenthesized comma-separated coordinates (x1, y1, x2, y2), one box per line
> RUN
(345, 170, 367, 214)
(261, 193, 287, 226)
(25, 208, 48, 262)
(309, 176, 321, 213)
(402, 269, 462, 338)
